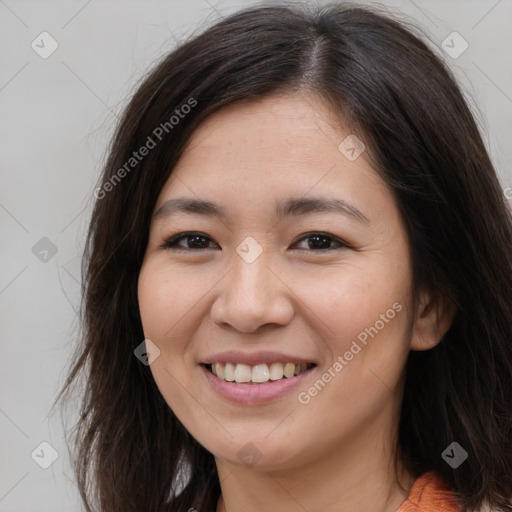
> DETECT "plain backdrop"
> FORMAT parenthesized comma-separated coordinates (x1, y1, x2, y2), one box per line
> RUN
(1, 0, 511, 510)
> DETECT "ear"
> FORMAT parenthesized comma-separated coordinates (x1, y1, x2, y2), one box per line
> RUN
(410, 290, 456, 351)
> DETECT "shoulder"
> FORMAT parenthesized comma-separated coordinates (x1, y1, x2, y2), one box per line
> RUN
(396, 472, 462, 512)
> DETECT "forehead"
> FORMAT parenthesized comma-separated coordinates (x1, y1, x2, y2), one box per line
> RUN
(154, 92, 395, 226)
(180, 92, 345, 170)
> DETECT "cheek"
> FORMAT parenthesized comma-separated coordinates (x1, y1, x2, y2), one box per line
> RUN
(137, 263, 200, 409)
(138, 262, 201, 342)
(137, 260, 218, 394)
(138, 267, 170, 340)
(291, 260, 410, 354)
(291, 270, 410, 443)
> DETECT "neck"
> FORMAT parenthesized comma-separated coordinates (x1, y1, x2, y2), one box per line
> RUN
(215, 420, 414, 512)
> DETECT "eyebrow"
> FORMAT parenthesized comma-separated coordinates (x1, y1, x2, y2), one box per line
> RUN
(153, 195, 370, 224)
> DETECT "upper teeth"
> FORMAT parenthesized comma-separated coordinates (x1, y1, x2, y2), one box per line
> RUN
(210, 362, 312, 383)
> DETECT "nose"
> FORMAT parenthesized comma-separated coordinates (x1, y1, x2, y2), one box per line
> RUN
(210, 248, 295, 333)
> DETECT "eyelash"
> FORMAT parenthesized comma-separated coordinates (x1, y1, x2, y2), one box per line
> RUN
(159, 231, 351, 252)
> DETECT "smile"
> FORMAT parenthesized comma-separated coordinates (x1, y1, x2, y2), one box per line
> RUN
(200, 362, 317, 404)
(206, 362, 315, 383)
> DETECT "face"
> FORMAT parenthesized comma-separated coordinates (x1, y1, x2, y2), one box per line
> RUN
(138, 92, 417, 471)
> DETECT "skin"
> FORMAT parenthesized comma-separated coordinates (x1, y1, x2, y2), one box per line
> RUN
(137, 91, 455, 512)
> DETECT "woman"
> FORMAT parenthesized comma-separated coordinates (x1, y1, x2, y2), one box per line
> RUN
(59, 3, 512, 511)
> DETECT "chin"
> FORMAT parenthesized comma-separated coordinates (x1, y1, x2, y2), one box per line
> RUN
(208, 436, 307, 471)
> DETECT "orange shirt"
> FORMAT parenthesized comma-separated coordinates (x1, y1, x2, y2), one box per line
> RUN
(396, 472, 462, 512)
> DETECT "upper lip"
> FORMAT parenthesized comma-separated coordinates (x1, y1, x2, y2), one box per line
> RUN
(201, 350, 317, 366)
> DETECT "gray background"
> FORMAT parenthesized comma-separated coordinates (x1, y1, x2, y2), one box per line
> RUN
(1, 0, 511, 510)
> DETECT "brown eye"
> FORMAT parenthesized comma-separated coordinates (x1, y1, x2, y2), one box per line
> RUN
(162, 232, 219, 251)
(160, 231, 350, 252)
(292, 232, 349, 251)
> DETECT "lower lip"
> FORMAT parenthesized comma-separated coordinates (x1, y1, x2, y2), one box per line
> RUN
(200, 364, 316, 405)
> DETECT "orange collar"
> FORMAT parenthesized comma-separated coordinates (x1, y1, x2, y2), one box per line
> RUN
(396, 472, 461, 512)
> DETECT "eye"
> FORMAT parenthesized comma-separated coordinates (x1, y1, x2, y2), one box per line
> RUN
(160, 232, 219, 251)
(160, 231, 350, 252)
(291, 232, 350, 251)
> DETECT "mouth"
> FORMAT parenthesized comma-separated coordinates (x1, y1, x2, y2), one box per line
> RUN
(200, 360, 318, 404)
(201, 361, 317, 384)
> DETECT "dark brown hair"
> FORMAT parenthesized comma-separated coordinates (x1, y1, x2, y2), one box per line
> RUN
(57, 2, 512, 511)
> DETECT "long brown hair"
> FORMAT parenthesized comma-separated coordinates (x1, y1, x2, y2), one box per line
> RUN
(57, 3, 512, 511)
